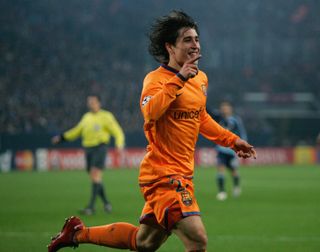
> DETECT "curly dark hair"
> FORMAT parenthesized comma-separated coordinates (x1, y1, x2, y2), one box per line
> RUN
(148, 10, 199, 64)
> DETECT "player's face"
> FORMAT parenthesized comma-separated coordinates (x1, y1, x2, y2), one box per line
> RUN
(87, 96, 101, 113)
(167, 27, 200, 69)
(220, 103, 233, 117)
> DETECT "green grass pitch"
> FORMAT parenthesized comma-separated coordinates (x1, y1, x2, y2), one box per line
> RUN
(0, 165, 320, 252)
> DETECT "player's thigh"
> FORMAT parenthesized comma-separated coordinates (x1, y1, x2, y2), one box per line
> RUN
(85, 147, 93, 172)
(173, 215, 207, 250)
(217, 164, 226, 173)
(228, 156, 239, 174)
(91, 144, 107, 169)
(217, 154, 227, 173)
(136, 223, 169, 251)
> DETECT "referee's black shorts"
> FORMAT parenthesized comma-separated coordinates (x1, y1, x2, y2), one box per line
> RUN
(85, 143, 107, 172)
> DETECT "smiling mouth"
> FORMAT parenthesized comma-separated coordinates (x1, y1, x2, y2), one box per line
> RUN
(189, 51, 199, 57)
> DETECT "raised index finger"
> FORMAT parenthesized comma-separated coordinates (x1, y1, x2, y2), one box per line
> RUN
(186, 54, 202, 64)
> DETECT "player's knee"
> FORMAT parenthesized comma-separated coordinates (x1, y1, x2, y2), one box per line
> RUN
(217, 166, 225, 173)
(188, 230, 208, 250)
(90, 168, 102, 182)
(135, 224, 168, 251)
(136, 239, 161, 252)
(197, 231, 208, 248)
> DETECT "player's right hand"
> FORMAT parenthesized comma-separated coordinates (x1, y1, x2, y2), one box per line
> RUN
(51, 135, 61, 145)
(178, 55, 201, 80)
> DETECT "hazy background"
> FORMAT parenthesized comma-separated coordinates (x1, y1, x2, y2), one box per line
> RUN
(1, 0, 319, 148)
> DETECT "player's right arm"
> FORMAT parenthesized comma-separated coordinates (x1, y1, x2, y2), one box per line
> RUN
(141, 55, 201, 125)
(51, 117, 84, 144)
(63, 121, 83, 141)
(140, 73, 184, 124)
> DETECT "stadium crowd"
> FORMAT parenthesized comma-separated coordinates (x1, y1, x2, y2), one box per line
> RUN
(1, 0, 319, 146)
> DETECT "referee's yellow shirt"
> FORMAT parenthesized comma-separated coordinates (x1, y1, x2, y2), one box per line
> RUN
(63, 110, 125, 148)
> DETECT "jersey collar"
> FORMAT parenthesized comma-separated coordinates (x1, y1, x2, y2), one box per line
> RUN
(161, 64, 179, 74)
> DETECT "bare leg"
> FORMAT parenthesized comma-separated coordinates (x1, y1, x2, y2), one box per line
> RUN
(136, 224, 169, 252)
(173, 216, 207, 252)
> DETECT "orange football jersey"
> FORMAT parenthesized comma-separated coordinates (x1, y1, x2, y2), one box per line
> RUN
(139, 65, 239, 184)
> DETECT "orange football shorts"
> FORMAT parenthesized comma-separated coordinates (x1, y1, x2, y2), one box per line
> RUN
(139, 175, 201, 231)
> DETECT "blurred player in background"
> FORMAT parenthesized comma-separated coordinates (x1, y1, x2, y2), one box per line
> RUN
(48, 10, 256, 252)
(213, 101, 248, 201)
(51, 95, 125, 215)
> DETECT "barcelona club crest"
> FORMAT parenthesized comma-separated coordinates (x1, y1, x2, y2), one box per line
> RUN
(180, 190, 193, 206)
(201, 84, 207, 96)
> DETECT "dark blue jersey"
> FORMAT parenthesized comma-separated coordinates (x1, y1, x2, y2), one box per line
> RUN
(217, 115, 247, 155)
(205, 106, 247, 156)
(219, 115, 247, 140)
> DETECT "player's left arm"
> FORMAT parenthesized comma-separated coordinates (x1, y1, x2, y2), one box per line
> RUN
(200, 110, 238, 147)
(200, 110, 256, 159)
(105, 113, 125, 150)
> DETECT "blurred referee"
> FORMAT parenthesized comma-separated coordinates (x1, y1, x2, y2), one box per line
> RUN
(52, 94, 125, 215)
